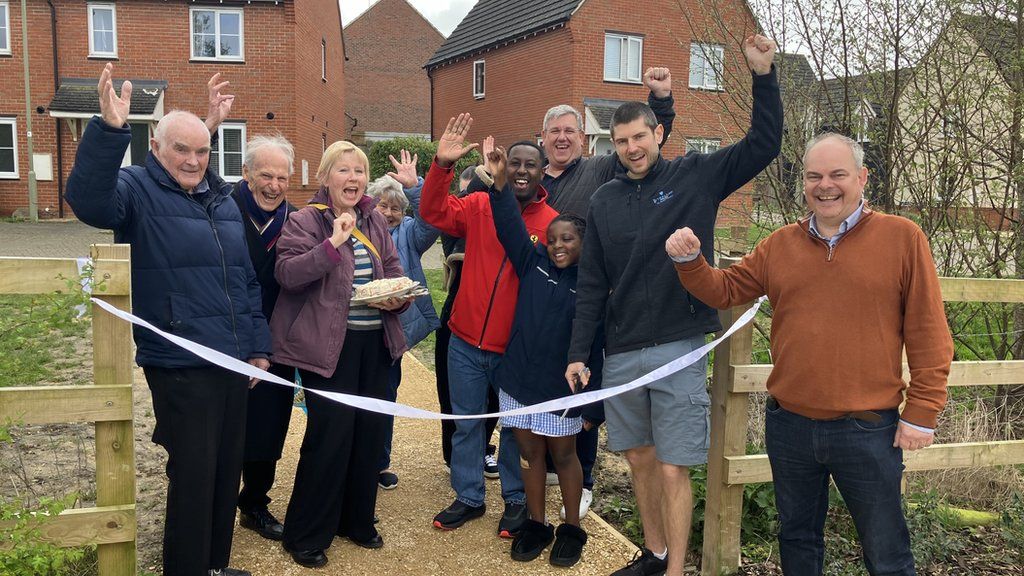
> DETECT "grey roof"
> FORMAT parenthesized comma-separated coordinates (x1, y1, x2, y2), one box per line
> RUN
(48, 78, 166, 115)
(957, 13, 1017, 84)
(583, 97, 627, 130)
(818, 70, 904, 119)
(774, 52, 817, 100)
(425, 0, 581, 68)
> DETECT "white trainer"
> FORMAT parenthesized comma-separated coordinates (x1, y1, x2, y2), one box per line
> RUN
(559, 487, 593, 521)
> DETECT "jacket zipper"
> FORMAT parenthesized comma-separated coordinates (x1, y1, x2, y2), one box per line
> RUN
(477, 256, 508, 348)
(636, 183, 655, 343)
(198, 193, 242, 358)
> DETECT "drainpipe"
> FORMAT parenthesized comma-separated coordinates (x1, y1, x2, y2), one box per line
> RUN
(47, 0, 63, 218)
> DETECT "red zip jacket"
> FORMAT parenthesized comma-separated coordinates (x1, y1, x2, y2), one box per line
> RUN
(420, 159, 558, 353)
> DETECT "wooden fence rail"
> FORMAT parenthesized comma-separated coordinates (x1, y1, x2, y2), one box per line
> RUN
(0, 244, 135, 576)
(701, 259, 1024, 575)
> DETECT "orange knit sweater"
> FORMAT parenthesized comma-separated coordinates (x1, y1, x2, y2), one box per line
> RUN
(674, 210, 953, 428)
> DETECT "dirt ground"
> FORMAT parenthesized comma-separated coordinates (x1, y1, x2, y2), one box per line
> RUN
(227, 353, 638, 575)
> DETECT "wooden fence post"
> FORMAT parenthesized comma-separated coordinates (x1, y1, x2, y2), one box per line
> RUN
(701, 257, 754, 576)
(90, 244, 136, 575)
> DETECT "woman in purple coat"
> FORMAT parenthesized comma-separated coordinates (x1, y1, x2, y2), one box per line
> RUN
(270, 141, 410, 568)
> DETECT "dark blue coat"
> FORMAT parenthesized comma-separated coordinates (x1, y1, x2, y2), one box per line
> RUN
(66, 117, 272, 368)
(489, 183, 604, 421)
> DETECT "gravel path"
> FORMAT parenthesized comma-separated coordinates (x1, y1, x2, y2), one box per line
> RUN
(228, 354, 639, 575)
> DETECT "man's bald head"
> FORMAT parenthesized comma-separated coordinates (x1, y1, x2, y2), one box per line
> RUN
(150, 110, 212, 192)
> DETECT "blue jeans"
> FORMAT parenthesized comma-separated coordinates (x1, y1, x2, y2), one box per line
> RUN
(765, 402, 915, 576)
(447, 334, 524, 507)
(377, 360, 403, 472)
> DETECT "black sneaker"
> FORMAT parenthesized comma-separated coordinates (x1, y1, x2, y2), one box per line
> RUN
(432, 499, 486, 530)
(549, 523, 588, 567)
(484, 453, 500, 479)
(378, 470, 399, 490)
(238, 507, 284, 541)
(208, 569, 252, 576)
(610, 548, 668, 576)
(510, 519, 554, 562)
(497, 501, 527, 538)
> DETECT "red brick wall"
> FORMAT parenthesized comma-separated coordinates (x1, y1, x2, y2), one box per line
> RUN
(0, 0, 344, 216)
(430, 27, 575, 150)
(428, 0, 763, 228)
(344, 0, 443, 140)
(293, 0, 346, 206)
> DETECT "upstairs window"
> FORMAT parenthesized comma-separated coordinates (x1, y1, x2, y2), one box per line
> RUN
(0, 2, 10, 55)
(88, 3, 117, 58)
(473, 60, 485, 99)
(689, 43, 724, 90)
(686, 138, 721, 154)
(190, 7, 243, 61)
(604, 33, 643, 83)
(210, 123, 246, 182)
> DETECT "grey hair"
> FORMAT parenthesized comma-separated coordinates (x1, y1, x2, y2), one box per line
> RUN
(803, 132, 865, 170)
(245, 134, 295, 175)
(543, 105, 583, 132)
(153, 110, 208, 146)
(365, 175, 409, 211)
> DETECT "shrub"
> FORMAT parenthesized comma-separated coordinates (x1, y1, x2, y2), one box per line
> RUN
(368, 137, 481, 193)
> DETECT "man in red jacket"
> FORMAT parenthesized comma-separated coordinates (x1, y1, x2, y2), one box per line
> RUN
(420, 114, 558, 537)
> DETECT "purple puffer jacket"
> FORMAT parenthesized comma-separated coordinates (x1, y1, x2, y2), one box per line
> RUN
(271, 188, 409, 377)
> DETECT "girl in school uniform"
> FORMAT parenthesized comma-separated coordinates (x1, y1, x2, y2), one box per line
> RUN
(481, 143, 603, 568)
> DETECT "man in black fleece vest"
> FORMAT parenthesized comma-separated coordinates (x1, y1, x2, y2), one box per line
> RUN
(565, 35, 783, 576)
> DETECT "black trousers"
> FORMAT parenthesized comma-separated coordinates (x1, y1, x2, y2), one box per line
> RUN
(238, 362, 296, 511)
(143, 365, 248, 576)
(435, 280, 498, 466)
(282, 329, 390, 551)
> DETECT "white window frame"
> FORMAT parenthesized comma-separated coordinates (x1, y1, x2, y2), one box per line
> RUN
(0, 117, 19, 179)
(689, 43, 725, 90)
(210, 122, 246, 182)
(604, 33, 643, 84)
(686, 137, 721, 154)
(321, 39, 327, 82)
(473, 60, 485, 99)
(87, 3, 117, 58)
(189, 7, 244, 62)
(0, 2, 10, 55)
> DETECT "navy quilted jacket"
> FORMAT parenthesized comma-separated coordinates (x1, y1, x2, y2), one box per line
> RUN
(67, 117, 272, 367)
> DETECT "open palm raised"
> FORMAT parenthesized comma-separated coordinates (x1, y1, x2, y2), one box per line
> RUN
(436, 113, 479, 168)
(97, 62, 132, 128)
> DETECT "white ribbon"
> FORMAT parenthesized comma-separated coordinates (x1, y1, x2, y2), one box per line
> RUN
(90, 296, 765, 420)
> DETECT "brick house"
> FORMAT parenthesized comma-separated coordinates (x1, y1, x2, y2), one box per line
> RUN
(0, 0, 345, 217)
(425, 0, 764, 227)
(343, 0, 444, 147)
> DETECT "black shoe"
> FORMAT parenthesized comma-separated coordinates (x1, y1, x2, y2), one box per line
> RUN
(282, 542, 328, 568)
(239, 507, 284, 541)
(378, 470, 399, 490)
(510, 519, 554, 562)
(349, 530, 384, 549)
(497, 501, 527, 539)
(483, 453, 500, 479)
(610, 548, 668, 576)
(208, 569, 251, 576)
(549, 523, 588, 567)
(432, 499, 486, 530)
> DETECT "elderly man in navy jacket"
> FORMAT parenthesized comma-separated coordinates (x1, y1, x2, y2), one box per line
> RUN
(66, 63, 271, 576)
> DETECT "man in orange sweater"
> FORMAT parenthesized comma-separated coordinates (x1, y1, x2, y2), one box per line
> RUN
(668, 133, 953, 575)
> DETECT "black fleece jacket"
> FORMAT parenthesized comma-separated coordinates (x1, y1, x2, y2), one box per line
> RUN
(568, 67, 783, 362)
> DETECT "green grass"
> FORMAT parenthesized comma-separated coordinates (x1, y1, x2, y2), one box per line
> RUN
(0, 294, 89, 388)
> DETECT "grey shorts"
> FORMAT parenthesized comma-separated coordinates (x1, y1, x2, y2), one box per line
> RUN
(603, 335, 710, 466)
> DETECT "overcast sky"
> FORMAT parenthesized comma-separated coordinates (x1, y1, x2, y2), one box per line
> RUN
(340, 0, 476, 37)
